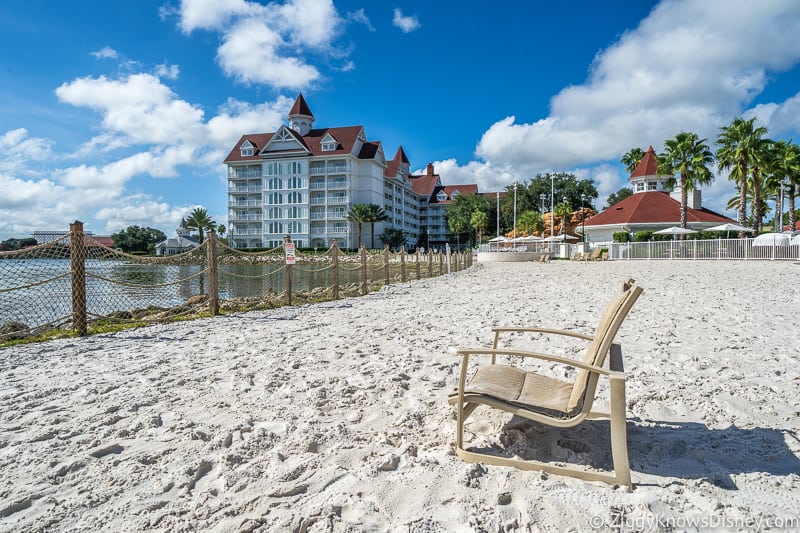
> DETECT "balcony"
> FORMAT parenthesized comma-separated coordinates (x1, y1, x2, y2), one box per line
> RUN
(229, 214, 262, 222)
(309, 165, 326, 176)
(230, 229, 262, 236)
(327, 179, 347, 189)
(327, 196, 348, 205)
(228, 169, 263, 179)
(310, 226, 349, 236)
(326, 164, 348, 174)
(309, 181, 326, 190)
(230, 200, 261, 207)
(228, 185, 262, 193)
(327, 209, 347, 219)
(310, 211, 326, 220)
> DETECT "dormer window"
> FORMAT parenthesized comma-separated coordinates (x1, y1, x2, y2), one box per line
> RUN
(320, 133, 337, 151)
(451, 190, 460, 198)
(240, 140, 255, 157)
(436, 191, 447, 202)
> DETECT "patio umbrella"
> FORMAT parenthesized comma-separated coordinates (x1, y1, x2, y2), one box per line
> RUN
(543, 234, 579, 242)
(706, 223, 755, 239)
(488, 236, 510, 243)
(512, 235, 542, 242)
(654, 226, 697, 237)
(752, 233, 791, 246)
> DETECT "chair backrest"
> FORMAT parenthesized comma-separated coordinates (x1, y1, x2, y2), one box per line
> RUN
(590, 248, 601, 260)
(566, 279, 643, 413)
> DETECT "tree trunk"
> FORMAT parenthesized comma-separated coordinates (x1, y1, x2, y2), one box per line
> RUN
(752, 167, 762, 232)
(738, 156, 748, 237)
(789, 184, 797, 231)
(680, 173, 688, 230)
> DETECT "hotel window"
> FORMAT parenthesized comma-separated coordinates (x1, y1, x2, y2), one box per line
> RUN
(288, 221, 302, 233)
(268, 207, 281, 219)
(268, 192, 283, 204)
(267, 162, 282, 176)
(287, 176, 302, 189)
(436, 191, 447, 202)
(268, 178, 283, 190)
(287, 206, 302, 219)
(268, 222, 283, 233)
(240, 142, 254, 157)
(647, 182, 658, 191)
(636, 183, 645, 192)
(321, 141, 336, 151)
(288, 162, 302, 175)
(287, 191, 302, 204)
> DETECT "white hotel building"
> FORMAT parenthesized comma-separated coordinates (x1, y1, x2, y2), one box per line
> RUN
(224, 94, 476, 249)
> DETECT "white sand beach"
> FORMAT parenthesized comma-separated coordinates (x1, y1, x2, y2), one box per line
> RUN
(2, 260, 799, 531)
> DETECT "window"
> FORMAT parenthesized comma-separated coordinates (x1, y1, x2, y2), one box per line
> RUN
(268, 177, 283, 190)
(288, 162, 302, 175)
(647, 181, 658, 191)
(636, 182, 645, 192)
(287, 221, 302, 233)
(321, 141, 336, 151)
(287, 206, 302, 219)
(267, 162, 282, 176)
(268, 192, 283, 204)
(268, 207, 281, 219)
(288, 191, 303, 204)
(451, 190, 460, 198)
(240, 141, 254, 157)
(436, 191, 447, 202)
(287, 176, 302, 189)
(268, 222, 284, 233)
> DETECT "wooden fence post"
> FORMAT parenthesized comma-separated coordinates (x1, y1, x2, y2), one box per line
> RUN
(427, 249, 433, 278)
(383, 244, 390, 286)
(283, 235, 292, 305)
(70, 220, 87, 336)
(400, 247, 406, 282)
(331, 239, 339, 300)
(415, 248, 421, 280)
(360, 244, 368, 295)
(207, 230, 219, 315)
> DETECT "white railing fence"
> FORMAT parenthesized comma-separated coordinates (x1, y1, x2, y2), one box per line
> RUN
(608, 238, 800, 261)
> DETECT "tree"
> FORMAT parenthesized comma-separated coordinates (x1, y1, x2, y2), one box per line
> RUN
(216, 224, 226, 238)
(447, 210, 468, 248)
(765, 139, 800, 232)
(605, 187, 633, 208)
(620, 147, 645, 174)
(470, 210, 488, 245)
(516, 210, 544, 236)
(0, 237, 37, 251)
(448, 192, 492, 243)
(185, 207, 216, 244)
(554, 201, 572, 234)
(379, 228, 407, 251)
(660, 132, 715, 230)
(717, 117, 769, 234)
(417, 226, 429, 250)
(365, 203, 389, 249)
(111, 226, 167, 254)
(347, 203, 371, 247)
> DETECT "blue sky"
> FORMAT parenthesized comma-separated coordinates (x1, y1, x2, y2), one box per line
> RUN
(2, 0, 800, 240)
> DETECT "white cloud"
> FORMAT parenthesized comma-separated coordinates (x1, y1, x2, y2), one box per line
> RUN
(94, 197, 194, 234)
(155, 63, 181, 80)
(0, 128, 52, 175)
(91, 46, 118, 60)
(392, 8, 420, 33)
(348, 8, 374, 31)
(175, 0, 342, 90)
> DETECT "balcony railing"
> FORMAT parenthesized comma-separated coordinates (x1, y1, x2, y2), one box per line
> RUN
(228, 169, 263, 179)
(309, 163, 349, 175)
(326, 164, 348, 174)
(310, 226, 349, 235)
(309, 181, 326, 190)
(230, 229, 262, 236)
(230, 200, 261, 207)
(327, 210, 347, 219)
(327, 196, 348, 204)
(328, 180, 347, 189)
(228, 186, 262, 193)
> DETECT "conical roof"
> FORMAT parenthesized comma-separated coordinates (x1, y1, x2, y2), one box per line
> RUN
(288, 92, 314, 118)
(629, 146, 659, 181)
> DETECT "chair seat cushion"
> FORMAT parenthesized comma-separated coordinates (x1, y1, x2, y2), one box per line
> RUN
(464, 364, 575, 415)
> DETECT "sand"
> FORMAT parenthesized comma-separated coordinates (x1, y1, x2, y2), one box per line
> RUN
(1, 260, 799, 532)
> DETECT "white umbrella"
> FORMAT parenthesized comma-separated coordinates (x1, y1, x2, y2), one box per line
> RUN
(752, 233, 791, 246)
(706, 223, 755, 238)
(543, 234, 579, 242)
(654, 226, 697, 236)
(792, 234, 800, 246)
(512, 235, 542, 243)
(488, 236, 510, 243)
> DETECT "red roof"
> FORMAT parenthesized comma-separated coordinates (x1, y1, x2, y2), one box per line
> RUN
(224, 125, 370, 163)
(288, 92, 314, 118)
(629, 145, 660, 181)
(384, 146, 409, 178)
(409, 173, 440, 197)
(584, 191, 734, 227)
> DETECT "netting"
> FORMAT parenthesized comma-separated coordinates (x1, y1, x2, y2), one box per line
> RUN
(0, 227, 473, 344)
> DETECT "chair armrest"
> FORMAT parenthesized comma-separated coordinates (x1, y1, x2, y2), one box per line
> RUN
(456, 348, 617, 377)
(491, 326, 594, 341)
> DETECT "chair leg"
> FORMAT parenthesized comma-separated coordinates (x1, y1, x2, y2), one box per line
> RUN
(609, 377, 632, 487)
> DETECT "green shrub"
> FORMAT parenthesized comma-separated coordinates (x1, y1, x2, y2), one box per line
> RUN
(613, 231, 630, 243)
(634, 231, 652, 242)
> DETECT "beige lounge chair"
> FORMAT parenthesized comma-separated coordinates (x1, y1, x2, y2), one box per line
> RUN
(448, 279, 643, 487)
(587, 248, 602, 261)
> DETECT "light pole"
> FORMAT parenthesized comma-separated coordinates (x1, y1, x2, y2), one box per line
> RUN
(550, 174, 555, 241)
(580, 193, 586, 244)
(562, 195, 568, 245)
(540, 193, 547, 216)
(496, 191, 500, 238)
(513, 183, 518, 242)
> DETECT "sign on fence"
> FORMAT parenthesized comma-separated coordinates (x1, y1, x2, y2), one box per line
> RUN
(284, 242, 296, 265)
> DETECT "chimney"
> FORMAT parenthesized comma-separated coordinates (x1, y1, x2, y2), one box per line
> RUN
(426, 163, 434, 176)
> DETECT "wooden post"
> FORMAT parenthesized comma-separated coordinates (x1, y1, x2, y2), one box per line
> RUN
(70, 220, 87, 336)
(331, 239, 339, 300)
(383, 244, 390, 286)
(400, 247, 406, 282)
(439, 250, 444, 275)
(283, 235, 292, 306)
(207, 230, 219, 315)
(427, 249, 433, 278)
(415, 248, 421, 280)
(360, 244, 368, 295)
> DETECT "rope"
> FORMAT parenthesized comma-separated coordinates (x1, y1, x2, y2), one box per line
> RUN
(86, 268, 209, 288)
(218, 265, 285, 278)
(292, 264, 333, 273)
(0, 271, 71, 293)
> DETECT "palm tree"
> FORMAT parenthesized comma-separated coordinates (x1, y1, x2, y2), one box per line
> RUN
(365, 204, 389, 249)
(620, 147, 645, 174)
(216, 224, 226, 238)
(470, 210, 488, 245)
(185, 207, 216, 244)
(347, 203, 371, 248)
(766, 140, 800, 231)
(517, 210, 544, 236)
(554, 201, 571, 235)
(660, 132, 714, 230)
(448, 212, 467, 249)
(717, 117, 769, 234)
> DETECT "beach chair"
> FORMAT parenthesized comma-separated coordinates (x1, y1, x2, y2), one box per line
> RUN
(448, 279, 643, 487)
(587, 248, 602, 261)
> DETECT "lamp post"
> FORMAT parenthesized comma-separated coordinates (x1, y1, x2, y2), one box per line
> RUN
(562, 196, 568, 245)
(513, 183, 518, 241)
(496, 191, 500, 238)
(540, 193, 547, 215)
(580, 193, 586, 244)
(550, 174, 555, 241)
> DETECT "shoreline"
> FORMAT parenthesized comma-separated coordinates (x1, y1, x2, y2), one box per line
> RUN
(1, 260, 799, 531)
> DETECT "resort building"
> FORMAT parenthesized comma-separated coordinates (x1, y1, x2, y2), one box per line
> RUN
(582, 146, 734, 243)
(224, 94, 479, 250)
(410, 164, 477, 248)
(155, 219, 200, 256)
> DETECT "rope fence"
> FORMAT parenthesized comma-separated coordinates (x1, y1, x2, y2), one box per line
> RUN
(0, 221, 473, 343)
